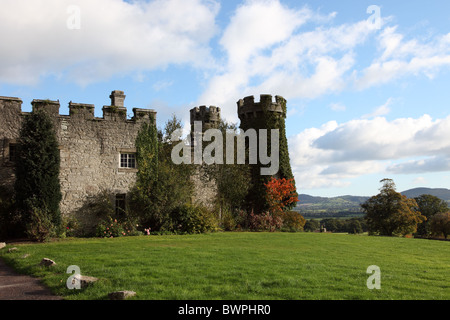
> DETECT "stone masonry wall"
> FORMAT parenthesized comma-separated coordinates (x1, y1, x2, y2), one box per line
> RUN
(0, 97, 23, 192)
(0, 91, 156, 232)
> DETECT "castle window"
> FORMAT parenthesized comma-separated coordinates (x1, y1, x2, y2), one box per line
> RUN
(9, 144, 17, 162)
(115, 194, 126, 216)
(120, 153, 136, 169)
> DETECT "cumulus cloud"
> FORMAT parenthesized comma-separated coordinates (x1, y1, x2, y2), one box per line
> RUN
(198, 1, 450, 125)
(289, 114, 450, 189)
(199, 0, 378, 123)
(355, 27, 450, 89)
(387, 156, 450, 174)
(0, 0, 220, 85)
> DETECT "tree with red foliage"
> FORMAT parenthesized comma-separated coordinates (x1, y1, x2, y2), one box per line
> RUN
(264, 177, 299, 216)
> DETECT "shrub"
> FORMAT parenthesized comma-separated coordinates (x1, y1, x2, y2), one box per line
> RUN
(96, 218, 125, 238)
(0, 187, 23, 240)
(164, 204, 219, 234)
(96, 217, 141, 238)
(249, 211, 283, 232)
(25, 205, 55, 242)
(59, 216, 80, 238)
(281, 211, 306, 232)
(220, 207, 237, 231)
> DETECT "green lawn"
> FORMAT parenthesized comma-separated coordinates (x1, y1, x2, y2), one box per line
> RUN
(1, 232, 449, 300)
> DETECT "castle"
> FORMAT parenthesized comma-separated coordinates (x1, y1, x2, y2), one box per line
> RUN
(0, 90, 290, 227)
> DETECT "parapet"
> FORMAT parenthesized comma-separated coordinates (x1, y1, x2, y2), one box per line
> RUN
(69, 102, 95, 120)
(132, 108, 157, 124)
(0, 96, 23, 113)
(0, 96, 22, 103)
(237, 94, 286, 121)
(0, 91, 156, 124)
(190, 105, 221, 130)
(32, 99, 60, 116)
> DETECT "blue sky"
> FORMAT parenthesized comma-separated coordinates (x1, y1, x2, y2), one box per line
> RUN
(2, 0, 450, 197)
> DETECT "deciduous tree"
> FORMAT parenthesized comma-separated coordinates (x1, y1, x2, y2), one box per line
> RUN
(361, 179, 426, 236)
(430, 212, 450, 239)
(414, 194, 448, 237)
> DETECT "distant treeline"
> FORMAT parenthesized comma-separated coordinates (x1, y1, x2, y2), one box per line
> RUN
(305, 217, 367, 234)
(294, 209, 364, 219)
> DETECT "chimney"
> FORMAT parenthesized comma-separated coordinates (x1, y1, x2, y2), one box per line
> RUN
(110, 90, 126, 107)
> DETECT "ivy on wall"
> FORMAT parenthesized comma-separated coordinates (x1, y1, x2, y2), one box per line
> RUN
(239, 97, 297, 213)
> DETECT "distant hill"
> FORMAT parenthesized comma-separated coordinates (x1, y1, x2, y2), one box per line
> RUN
(400, 188, 450, 201)
(295, 187, 450, 218)
(295, 194, 368, 218)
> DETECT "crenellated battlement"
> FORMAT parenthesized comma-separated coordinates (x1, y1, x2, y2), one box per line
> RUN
(237, 94, 286, 121)
(0, 91, 156, 124)
(190, 105, 221, 130)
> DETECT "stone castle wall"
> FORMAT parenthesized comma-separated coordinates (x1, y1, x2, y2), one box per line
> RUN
(0, 91, 156, 229)
(0, 96, 24, 191)
(1, 91, 290, 229)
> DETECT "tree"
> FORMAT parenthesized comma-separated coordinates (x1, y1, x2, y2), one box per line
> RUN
(414, 194, 448, 237)
(281, 211, 306, 232)
(304, 219, 320, 232)
(129, 114, 194, 230)
(213, 120, 252, 214)
(429, 212, 450, 239)
(361, 179, 426, 236)
(14, 110, 62, 240)
(347, 219, 363, 234)
(265, 177, 298, 217)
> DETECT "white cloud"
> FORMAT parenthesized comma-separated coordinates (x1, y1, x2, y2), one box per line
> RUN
(329, 103, 346, 112)
(355, 27, 450, 89)
(289, 114, 450, 189)
(199, 1, 378, 123)
(219, 0, 311, 68)
(388, 156, 450, 174)
(0, 0, 220, 86)
(362, 97, 393, 119)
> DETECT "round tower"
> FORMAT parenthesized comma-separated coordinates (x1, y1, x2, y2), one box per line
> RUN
(237, 94, 295, 212)
(189, 105, 221, 146)
(237, 94, 286, 130)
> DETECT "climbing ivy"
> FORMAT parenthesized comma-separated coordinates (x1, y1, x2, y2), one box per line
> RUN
(239, 96, 297, 213)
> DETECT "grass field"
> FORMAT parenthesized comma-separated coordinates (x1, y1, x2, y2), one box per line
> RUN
(1, 232, 449, 300)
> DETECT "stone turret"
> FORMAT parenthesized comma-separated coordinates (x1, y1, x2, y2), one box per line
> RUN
(237, 94, 286, 131)
(189, 105, 221, 146)
(190, 105, 221, 130)
(236, 94, 294, 213)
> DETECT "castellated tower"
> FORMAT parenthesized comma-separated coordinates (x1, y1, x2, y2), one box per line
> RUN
(189, 105, 221, 209)
(237, 94, 295, 212)
(237, 94, 286, 131)
(189, 105, 221, 146)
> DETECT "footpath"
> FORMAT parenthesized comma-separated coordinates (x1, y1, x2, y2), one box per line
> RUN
(0, 257, 63, 300)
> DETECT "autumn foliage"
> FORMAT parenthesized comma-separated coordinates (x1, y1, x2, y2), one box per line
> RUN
(247, 177, 303, 232)
(265, 177, 299, 216)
